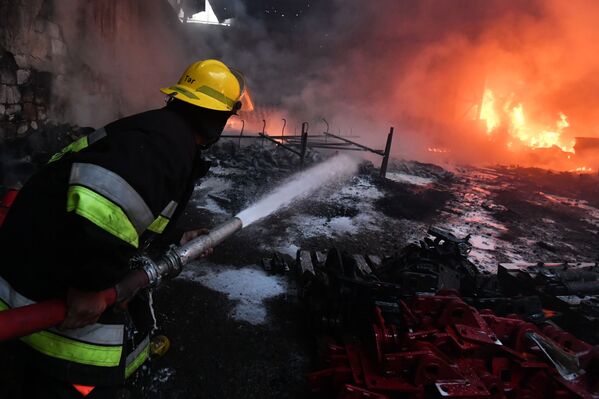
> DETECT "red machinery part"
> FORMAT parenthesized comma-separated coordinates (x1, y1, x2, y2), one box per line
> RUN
(308, 293, 599, 398)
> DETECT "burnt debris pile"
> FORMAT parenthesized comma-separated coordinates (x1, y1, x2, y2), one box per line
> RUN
(271, 227, 599, 398)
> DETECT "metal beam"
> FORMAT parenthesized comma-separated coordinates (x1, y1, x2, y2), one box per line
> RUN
(259, 133, 301, 156)
(323, 132, 384, 155)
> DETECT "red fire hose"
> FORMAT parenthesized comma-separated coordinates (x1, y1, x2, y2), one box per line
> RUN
(0, 267, 153, 341)
(0, 188, 141, 341)
(0, 184, 243, 341)
(0, 290, 117, 341)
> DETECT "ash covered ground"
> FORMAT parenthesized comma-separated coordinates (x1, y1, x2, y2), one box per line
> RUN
(133, 140, 599, 398)
(2, 139, 598, 398)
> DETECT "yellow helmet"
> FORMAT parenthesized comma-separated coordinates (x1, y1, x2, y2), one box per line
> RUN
(160, 59, 245, 112)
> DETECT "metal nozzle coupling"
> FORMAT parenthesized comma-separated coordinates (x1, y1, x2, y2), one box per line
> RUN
(141, 217, 243, 287)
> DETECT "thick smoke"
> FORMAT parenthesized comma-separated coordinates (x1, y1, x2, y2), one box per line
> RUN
(193, 0, 599, 166)
(52, 0, 599, 167)
(52, 0, 189, 127)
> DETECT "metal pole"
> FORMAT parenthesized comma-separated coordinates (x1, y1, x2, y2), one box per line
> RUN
(379, 127, 394, 179)
(238, 120, 245, 150)
(300, 122, 309, 168)
(261, 119, 266, 148)
(322, 118, 329, 143)
(281, 118, 287, 138)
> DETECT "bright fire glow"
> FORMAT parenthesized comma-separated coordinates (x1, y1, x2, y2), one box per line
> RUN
(479, 89, 500, 133)
(479, 90, 575, 153)
(571, 166, 593, 173)
(427, 147, 450, 153)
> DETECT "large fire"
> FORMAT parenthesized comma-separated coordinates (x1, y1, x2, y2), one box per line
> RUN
(479, 89, 575, 153)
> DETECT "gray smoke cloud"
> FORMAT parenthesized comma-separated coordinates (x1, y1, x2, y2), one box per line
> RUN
(194, 0, 599, 166)
(52, 0, 599, 167)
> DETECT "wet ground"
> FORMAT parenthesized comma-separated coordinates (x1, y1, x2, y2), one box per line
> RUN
(2, 141, 599, 398)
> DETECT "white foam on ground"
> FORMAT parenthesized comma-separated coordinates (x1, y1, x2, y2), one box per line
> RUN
(179, 264, 287, 325)
(273, 243, 300, 258)
(191, 176, 233, 215)
(386, 172, 435, 186)
(286, 212, 380, 240)
(209, 166, 245, 176)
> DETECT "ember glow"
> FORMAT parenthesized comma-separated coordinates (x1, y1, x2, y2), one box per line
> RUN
(571, 166, 593, 174)
(427, 148, 450, 154)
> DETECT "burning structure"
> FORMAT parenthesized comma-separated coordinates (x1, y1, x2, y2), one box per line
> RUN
(1, 1, 599, 398)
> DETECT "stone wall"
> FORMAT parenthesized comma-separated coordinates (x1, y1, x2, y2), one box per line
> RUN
(0, 0, 68, 140)
(0, 0, 186, 142)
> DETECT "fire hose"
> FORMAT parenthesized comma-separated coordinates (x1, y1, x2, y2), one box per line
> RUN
(0, 217, 243, 342)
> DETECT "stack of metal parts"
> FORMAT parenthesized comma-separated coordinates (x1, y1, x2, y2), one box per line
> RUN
(499, 262, 599, 345)
(293, 227, 599, 398)
(307, 292, 599, 398)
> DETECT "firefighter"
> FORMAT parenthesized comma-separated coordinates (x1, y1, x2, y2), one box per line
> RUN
(0, 59, 245, 398)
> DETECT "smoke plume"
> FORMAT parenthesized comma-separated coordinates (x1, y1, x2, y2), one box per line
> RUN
(53, 0, 599, 168)
(196, 0, 599, 167)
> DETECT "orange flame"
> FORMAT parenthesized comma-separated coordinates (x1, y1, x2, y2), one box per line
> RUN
(427, 147, 451, 153)
(480, 89, 500, 133)
(570, 166, 593, 173)
(480, 90, 575, 153)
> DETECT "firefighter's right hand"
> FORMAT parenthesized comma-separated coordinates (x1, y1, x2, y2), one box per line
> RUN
(60, 288, 109, 330)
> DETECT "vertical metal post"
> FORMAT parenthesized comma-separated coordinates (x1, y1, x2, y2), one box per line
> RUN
(238, 120, 245, 150)
(300, 122, 309, 168)
(281, 118, 287, 138)
(379, 127, 394, 179)
(322, 118, 329, 143)
(261, 119, 266, 148)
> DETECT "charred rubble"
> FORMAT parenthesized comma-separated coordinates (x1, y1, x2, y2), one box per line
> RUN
(275, 227, 599, 398)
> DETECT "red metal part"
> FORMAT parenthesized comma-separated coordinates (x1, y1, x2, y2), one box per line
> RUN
(0, 188, 19, 227)
(338, 384, 390, 399)
(308, 294, 599, 398)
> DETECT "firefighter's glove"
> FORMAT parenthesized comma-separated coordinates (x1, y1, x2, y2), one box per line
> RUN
(179, 229, 214, 257)
(59, 288, 109, 330)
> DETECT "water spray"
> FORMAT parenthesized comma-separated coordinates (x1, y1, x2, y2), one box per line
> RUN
(0, 154, 359, 341)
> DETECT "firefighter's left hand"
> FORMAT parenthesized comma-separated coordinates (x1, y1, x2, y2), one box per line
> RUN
(60, 288, 109, 330)
(180, 229, 213, 257)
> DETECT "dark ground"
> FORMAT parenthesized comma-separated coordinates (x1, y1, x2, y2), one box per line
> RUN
(1, 140, 599, 398)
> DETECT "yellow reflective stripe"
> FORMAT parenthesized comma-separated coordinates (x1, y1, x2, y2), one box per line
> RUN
(169, 85, 199, 99)
(0, 300, 122, 367)
(125, 344, 149, 378)
(147, 215, 170, 234)
(197, 85, 236, 108)
(67, 185, 139, 248)
(48, 137, 89, 163)
(22, 330, 122, 367)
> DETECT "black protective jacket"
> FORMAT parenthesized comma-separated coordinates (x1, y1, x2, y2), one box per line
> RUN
(0, 106, 211, 385)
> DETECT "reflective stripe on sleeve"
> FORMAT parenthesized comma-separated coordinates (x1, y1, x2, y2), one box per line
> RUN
(48, 128, 107, 164)
(147, 201, 178, 234)
(0, 277, 124, 367)
(125, 336, 150, 378)
(69, 163, 155, 236)
(0, 275, 124, 346)
(87, 127, 107, 145)
(67, 185, 140, 248)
